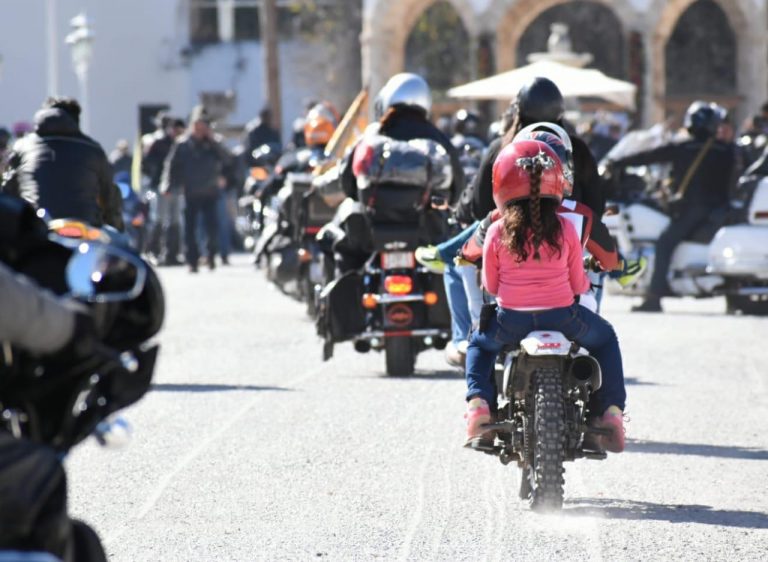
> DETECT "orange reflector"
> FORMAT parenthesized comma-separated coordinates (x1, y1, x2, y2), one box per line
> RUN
(384, 275, 413, 295)
(131, 215, 145, 227)
(424, 291, 439, 306)
(362, 293, 378, 309)
(297, 248, 313, 263)
(251, 167, 269, 180)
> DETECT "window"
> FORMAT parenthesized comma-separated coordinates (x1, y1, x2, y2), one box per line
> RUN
(190, 0, 219, 44)
(234, 5, 260, 40)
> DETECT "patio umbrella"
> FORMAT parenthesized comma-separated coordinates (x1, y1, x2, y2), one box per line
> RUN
(448, 60, 637, 110)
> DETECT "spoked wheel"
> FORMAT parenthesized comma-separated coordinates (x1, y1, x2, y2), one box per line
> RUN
(385, 337, 416, 377)
(522, 368, 566, 512)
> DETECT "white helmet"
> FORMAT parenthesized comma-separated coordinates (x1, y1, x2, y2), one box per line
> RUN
(378, 73, 432, 116)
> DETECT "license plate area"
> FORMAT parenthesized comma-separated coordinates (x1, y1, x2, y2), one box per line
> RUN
(381, 251, 415, 270)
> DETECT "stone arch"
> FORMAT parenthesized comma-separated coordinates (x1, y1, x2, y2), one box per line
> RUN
(362, 0, 478, 100)
(648, 0, 753, 123)
(490, 0, 633, 75)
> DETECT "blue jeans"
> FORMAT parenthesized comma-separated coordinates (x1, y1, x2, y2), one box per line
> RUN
(465, 304, 626, 416)
(444, 263, 472, 345)
(436, 221, 479, 262)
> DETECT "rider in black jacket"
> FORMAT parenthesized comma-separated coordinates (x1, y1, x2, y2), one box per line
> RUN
(1, 97, 123, 230)
(609, 101, 736, 312)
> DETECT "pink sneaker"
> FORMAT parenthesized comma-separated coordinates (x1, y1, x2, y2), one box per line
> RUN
(464, 397, 492, 446)
(598, 406, 626, 453)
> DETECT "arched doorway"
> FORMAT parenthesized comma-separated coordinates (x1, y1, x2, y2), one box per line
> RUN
(663, 0, 737, 120)
(649, 0, 753, 125)
(516, 2, 626, 79)
(405, 1, 471, 115)
(362, 0, 477, 105)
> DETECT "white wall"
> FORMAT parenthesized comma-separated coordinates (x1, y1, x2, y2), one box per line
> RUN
(0, 0, 189, 152)
(0, 0, 339, 153)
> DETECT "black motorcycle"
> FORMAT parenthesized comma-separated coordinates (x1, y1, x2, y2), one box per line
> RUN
(0, 212, 164, 561)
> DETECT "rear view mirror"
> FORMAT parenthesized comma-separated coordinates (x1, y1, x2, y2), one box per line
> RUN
(66, 242, 146, 302)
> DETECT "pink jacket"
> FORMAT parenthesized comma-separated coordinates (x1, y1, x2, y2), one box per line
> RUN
(482, 216, 590, 310)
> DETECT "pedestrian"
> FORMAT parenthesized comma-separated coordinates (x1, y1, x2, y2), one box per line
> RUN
(243, 106, 281, 167)
(162, 105, 231, 273)
(0, 97, 123, 230)
(144, 113, 185, 265)
(110, 139, 133, 178)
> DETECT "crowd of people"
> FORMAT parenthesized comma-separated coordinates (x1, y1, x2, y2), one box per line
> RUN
(2, 80, 768, 451)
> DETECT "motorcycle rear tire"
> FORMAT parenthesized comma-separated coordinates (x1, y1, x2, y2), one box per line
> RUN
(527, 368, 565, 512)
(385, 337, 415, 377)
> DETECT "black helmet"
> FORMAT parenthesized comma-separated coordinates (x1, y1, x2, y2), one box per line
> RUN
(516, 77, 565, 125)
(684, 100, 726, 140)
(453, 109, 482, 137)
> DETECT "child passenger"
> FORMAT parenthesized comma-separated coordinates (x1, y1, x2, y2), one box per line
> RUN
(463, 139, 627, 453)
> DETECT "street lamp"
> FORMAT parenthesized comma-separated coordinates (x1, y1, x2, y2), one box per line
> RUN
(66, 13, 94, 133)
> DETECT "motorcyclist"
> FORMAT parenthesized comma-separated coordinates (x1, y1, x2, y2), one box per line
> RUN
(324, 73, 465, 278)
(1, 97, 124, 230)
(144, 113, 185, 265)
(608, 100, 737, 312)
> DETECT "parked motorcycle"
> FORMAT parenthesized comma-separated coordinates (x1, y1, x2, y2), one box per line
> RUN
(237, 142, 282, 251)
(0, 214, 164, 561)
(471, 328, 608, 511)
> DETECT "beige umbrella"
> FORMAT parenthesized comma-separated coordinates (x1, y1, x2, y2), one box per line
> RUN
(448, 60, 637, 110)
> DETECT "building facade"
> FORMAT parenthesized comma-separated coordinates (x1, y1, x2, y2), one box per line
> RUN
(363, 0, 768, 126)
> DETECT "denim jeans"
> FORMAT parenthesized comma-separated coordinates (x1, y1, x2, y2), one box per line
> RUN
(217, 190, 236, 258)
(465, 304, 626, 416)
(436, 221, 480, 262)
(444, 263, 472, 345)
(185, 196, 218, 266)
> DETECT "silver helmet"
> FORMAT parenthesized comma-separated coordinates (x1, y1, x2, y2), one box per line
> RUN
(378, 73, 432, 116)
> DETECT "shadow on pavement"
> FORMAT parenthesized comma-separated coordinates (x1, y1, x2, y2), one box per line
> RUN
(152, 383, 293, 393)
(625, 439, 768, 460)
(368, 369, 465, 380)
(565, 498, 768, 529)
(624, 377, 658, 386)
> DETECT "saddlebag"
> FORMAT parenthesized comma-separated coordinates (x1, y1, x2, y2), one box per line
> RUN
(317, 271, 365, 343)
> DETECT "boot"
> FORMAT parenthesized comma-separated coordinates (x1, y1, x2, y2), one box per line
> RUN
(631, 295, 662, 312)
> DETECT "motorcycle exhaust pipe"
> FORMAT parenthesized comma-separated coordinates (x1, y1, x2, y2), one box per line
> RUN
(568, 355, 602, 391)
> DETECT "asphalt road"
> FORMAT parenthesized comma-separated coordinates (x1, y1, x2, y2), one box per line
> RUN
(67, 255, 768, 561)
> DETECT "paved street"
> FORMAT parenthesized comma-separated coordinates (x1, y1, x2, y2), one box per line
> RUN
(66, 255, 768, 561)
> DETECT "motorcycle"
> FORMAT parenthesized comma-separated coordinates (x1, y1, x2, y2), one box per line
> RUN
(0, 211, 164, 561)
(317, 206, 452, 376)
(237, 142, 282, 251)
(600, 128, 768, 314)
(472, 328, 608, 511)
(603, 170, 768, 314)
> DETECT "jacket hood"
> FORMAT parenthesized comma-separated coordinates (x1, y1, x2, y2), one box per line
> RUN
(34, 108, 80, 136)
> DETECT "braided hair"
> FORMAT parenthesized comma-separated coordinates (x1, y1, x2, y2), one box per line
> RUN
(501, 157, 563, 262)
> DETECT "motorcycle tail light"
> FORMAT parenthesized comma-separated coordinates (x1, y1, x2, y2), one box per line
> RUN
(384, 275, 413, 295)
(424, 291, 439, 306)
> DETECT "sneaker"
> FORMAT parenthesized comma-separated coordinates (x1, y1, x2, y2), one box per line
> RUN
(415, 245, 446, 274)
(597, 405, 625, 453)
(445, 341, 466, 369)
(617, 257, 648, 288)
(208, 255, 216, 271)
(188, 264, 199, 274)
(221, 255, 230, 266)
(464, 397, 492, 447)
(631, 297, 662, 313)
